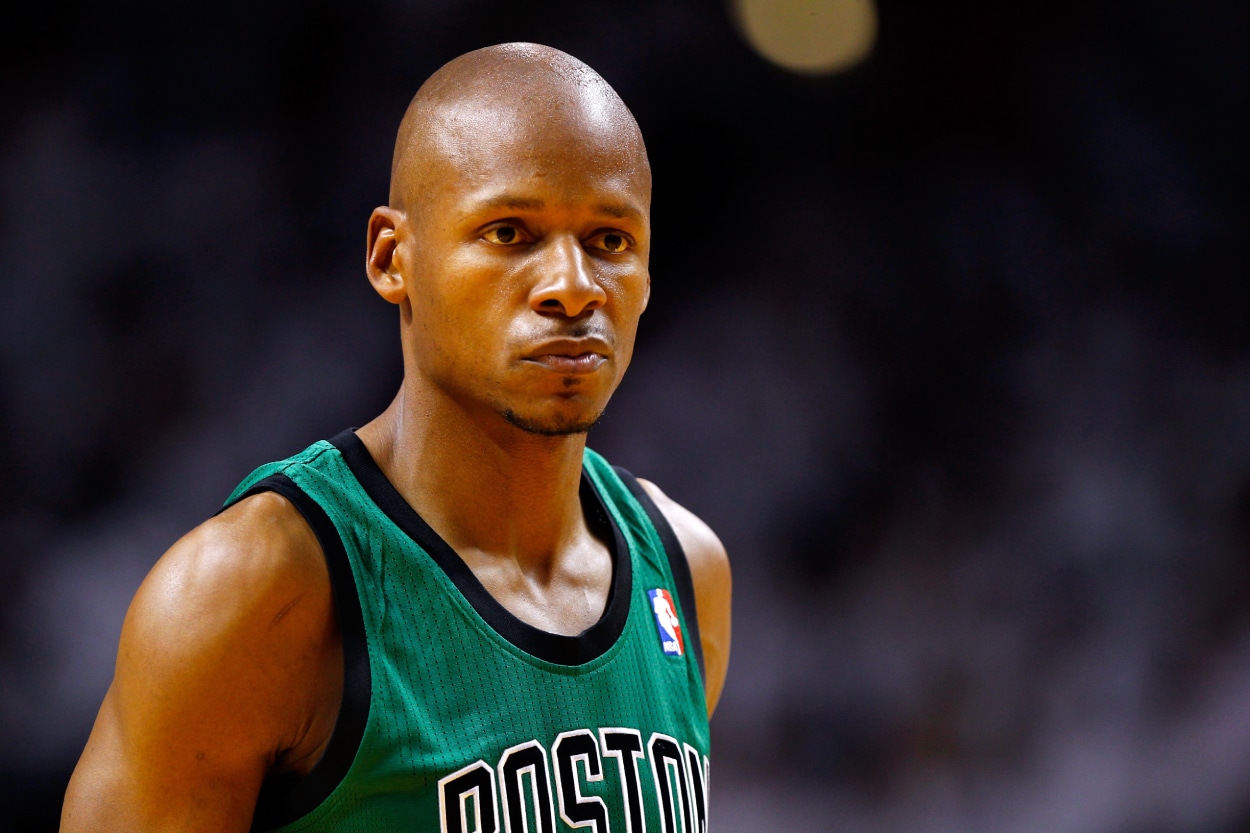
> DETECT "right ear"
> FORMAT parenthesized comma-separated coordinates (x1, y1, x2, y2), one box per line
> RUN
(366, 206, 407, 304)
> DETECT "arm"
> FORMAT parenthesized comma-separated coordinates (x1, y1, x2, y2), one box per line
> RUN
(61, 493, 342, 833)
(637, 480, 732, 717)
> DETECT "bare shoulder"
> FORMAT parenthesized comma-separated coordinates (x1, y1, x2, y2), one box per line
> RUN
(636, 479, 729, 582)
(62, 492, 340, 832)
(143, 492, 330, 628)
(636, 478, 732, 717)
(125, 492, 334, 689)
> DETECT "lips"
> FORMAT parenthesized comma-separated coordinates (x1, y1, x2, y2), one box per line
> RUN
(523, 337, 611, 374)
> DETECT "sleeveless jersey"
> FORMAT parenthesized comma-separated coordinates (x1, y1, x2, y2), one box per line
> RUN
(223, 429, 710, 833)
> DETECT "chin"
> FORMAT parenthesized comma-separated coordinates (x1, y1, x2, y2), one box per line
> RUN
(501, 407, 604, 437)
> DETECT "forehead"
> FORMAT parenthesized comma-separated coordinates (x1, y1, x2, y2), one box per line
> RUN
(401, 86, 651, 217)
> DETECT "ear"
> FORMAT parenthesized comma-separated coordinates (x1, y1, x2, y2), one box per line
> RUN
(366, 206, 407, 304)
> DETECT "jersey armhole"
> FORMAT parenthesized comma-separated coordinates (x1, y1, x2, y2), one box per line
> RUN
(221, 474, 372, 832)
(611, 466, 706, 685)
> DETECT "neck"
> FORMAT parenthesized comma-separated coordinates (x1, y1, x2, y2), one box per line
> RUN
(356, 383, 590, 570)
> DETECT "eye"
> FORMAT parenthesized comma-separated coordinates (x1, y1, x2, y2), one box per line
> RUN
(588, 231, 632, 254)
(483, 225, 525, 245)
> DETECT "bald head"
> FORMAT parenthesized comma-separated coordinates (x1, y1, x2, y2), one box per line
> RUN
(388, 43, 650, 213)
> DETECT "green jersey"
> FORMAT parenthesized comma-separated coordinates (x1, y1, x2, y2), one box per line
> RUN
(224, 430, 710, 833)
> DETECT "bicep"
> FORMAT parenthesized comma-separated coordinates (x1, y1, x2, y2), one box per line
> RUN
(62, 639, 270, 831)
(62, 686, 136, 829)
(682, 523, 731, 718)
(62, 565, 276, 832)
(637, 479, 732, 717)
(62, 676, 267, 833)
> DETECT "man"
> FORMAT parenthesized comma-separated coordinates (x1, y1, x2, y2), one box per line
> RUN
(61, 43, 731, 832)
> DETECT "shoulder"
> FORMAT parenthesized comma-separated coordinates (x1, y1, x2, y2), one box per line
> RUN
(62, 491, 340, 829)
(120, 490, 338, 751)
(131, 491, 330, 659)
(635, 478, 732, 717)
(127, 490, 340, 730)
(634, 479, 729, 588)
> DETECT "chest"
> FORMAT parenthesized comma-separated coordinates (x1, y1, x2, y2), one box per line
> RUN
(319, 570, 711, 833)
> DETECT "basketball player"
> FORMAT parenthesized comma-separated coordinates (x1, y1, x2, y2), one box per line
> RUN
(61, 43, 731, 832)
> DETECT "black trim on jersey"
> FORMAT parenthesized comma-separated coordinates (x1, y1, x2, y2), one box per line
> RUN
(612, 467, 705, 685)
(219, 474, 372, 832)
(329, 429, 630, 666)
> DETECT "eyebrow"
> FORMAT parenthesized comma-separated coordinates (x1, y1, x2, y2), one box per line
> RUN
(467, 194, 645, 222)
(595, 202, 643, 220)
(477, 195, 546, 212)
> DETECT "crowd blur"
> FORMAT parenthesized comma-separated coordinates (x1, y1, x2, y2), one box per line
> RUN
(1, 1, 1246, 831)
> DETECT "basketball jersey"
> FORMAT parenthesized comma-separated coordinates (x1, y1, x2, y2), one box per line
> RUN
(222, 429, 710, 833)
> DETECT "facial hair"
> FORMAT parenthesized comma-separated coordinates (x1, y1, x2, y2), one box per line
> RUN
(501, 407, 604, 437)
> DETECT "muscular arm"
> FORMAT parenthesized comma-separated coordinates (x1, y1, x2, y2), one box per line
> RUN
(61, 493, 342, 833)
(637, 480, 732, 717)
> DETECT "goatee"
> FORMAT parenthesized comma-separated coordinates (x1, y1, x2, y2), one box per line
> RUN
(502, 408, 604, 437)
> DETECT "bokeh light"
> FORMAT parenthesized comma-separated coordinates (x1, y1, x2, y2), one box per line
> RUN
(731, 0, 878, 75)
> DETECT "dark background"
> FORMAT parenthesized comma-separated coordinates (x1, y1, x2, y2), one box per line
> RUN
(2, 0, 1248, 830)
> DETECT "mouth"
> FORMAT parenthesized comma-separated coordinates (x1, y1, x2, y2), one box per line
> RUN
(522, 337, 611, 375)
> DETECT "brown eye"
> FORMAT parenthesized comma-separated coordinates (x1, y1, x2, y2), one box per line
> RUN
(591, 232, 631, 253)
(484, 226, 520, 245)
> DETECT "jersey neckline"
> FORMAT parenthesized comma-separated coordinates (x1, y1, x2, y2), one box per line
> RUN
(329, 428, 632, 666)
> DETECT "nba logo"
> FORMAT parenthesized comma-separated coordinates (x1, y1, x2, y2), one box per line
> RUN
(648, 588, 684, 657)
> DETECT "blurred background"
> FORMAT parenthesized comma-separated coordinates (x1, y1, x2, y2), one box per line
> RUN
(2, 0, 1248, 830)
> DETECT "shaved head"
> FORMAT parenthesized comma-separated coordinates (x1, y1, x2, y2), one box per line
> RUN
(388, 43, 650, 215)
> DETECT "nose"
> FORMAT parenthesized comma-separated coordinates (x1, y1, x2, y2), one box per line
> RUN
(530, 234, 607, 318)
